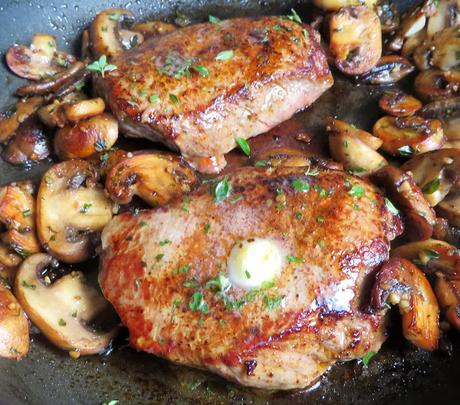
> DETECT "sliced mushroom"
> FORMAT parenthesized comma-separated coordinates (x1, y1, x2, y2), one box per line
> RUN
(326, 118, 383, 150)
(329, 130, 387, 176)
(373, 115, 446, 157)
(106, 151, 197, 207)
(402, 28, 427, 62)
(15, 62, 86, 97)
(371, 257, 439, 351)
(378, 91, 422, 117)
(54, 113, 118, 160)
(413, 39, 434, 71)
(0, 283, 29, 360)
(6, 33, 76, 81)
(0, 243, 21, 285)
(431, 26, 460, 71)
(118, 30, 144, 51)
(37, 160, 113, 263)
(37, 92, 86, 128)
(427, 0, 459, 38)
(15, 253, 117, 355)
(329, 6, 382, 75)
(0, 96, 43, 144)
(87, 149, 129, 179)
(89, 8, 135, 59)
(373, 165, 436, 241)
(2, 116, 50, 165)
(132, 20, 176, 38)
(392, 239, 460, 280)
(0, 181, 40, 257)
(401, 148, 460, 206)
(359, 55, 415, 85)
(62, 98, 105, 123)
(414, 69, 458, 101)
(375, 0, 400, 33)
(437, 192, 460, 227)
(434, 275, 460, 331)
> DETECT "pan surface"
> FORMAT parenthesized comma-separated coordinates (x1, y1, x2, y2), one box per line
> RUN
(0, 1, 460, 404)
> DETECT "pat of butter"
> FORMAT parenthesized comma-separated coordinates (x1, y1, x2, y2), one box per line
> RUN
(227, 238, 284, 290)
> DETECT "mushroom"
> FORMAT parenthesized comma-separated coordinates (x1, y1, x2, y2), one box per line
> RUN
(371, 257, 439, 351)
(15, 61, 86, 97)
(401, 148, 460, 206)
(392, 239, 460, 280)
(106, 151, 197, 207)
(433, 217, 460, 247)
(312, 0, 377, 11)
(0, 96, 44, 144)
(132, 20, 176, 38)
(373, 165, 436, 241)
(359, 55, 415, 85)
(437, 192, 460, 228)
(87, 149, 129, 179)
(0, 283, 29, 360)
(36, 160, 113, 263)
(15, 253, 117, 355)
(427, 0, 459, 38)
(414, 69, 458, 102)
(0, 181, 40, 257)
(54, 113, 118, 160)
(252, 147, 342, 170)
(430, 26, 460, 71)
(402, 29, 427, 62)
(89, 8, 136, 59)
(326, 118, 383, 150)
(378, 91, 422, 117)
(329, 129, 387, 176)
(329, 6, 382, 75)
(6, 33, 76, 81)
(372, 115, 446, 157)
(375, 0, 400, 34)
(62, 98, 106, 123)
(434, 275, 460, 331)
(117, 30, 145, 51)
(2, 116, 50, 166)
(0, 242, 22, 285)
(37, 92, 86, 128)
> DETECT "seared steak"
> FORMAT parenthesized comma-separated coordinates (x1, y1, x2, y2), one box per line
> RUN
(99, 166, 403, 389)
(95, 17, 333, 173)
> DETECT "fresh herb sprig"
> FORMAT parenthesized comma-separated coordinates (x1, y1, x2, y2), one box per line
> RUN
(86, 55, 117, 78)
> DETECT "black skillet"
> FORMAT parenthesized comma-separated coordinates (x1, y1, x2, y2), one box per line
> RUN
(1, 1, 460, 404)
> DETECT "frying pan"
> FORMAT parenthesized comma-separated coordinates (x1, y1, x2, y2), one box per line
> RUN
(0, 1, 459, 404)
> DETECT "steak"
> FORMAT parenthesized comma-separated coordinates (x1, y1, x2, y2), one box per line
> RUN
(99, 166, 403, 389)
(95, 17, 333, 173)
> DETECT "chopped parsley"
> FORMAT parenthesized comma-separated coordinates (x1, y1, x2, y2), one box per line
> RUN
(245, 270, 251, 279)
(192, 65, 209, 77)
(58, 318, 67, 327)
(286, 255, 305, 264)
(421, 249, 440, 260)
(316, 216, 325, 223)
(206, 274, 231, 293)
(209, 15, 221, 23)
(79, 203, 92, 213)
(149, 94, 160, 103)
(155, 253, 164, 261)
(263, 294, 283, 311)
(86, 55, 117, 78)
(284, 8, 302, 24)
(254, 160, 271, 167)
(215, 49, 234, 61)
(169, 94, 180, 105)
(204, 223, 211, 233)
(235, 137, 250, 157)
(384, 198, 399, 215)
(213, 176, 231, 202)
(109, 12, 121, 21)
(21, 280, 36, 290)
(22, 209, 32, 217)
(348, 184, 365, 198)
(422, 178, 441, 195)
(139, 220, 148, 228)
(174, 264, 190, 274)
(159, 239, 172, 246)
(361, 351, 377, 366)
(291, 178, 310, 192)
(189, 292, 209, 314)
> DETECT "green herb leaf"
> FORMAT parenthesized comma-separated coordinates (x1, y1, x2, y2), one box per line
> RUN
(189, 292, 209, 314)
(159, 239, 172, 246)
(206, 274, 231, 293)
(174, 264, 190, 274)
(139, 220, 148, 228)
(86, 55, 117, 78)
(291, 178, 310, 192)
(284, 8, 302, 24)
(175, 12, 191, 27)
(422, 178, 441, 195)
(204, 223, 211, 233)
(348, 184, 365, 198)
(235, 137, 250, 156)
(361, 351, 377, 366)
(215, 50, 234, 61)
(22, 209, 32, 217)
(286, 255, 305, 264)
(384, 198, 399, 215)
(263, 294, 283, 311)
(213, 176, 232, 203)
(169, 94, 180, 104)
(109, 12, 121, 21)
(58, 318, 67, 327)
(155, 253, 164, 261)
(149, 94, 160, 103)
(79, 203, 92, 213)
(209, 15, 221, 23)
(245, 270, 251, 279)
(192, 65, 209, 77)
(397, 145, 414, 156)
(22, 280, 36, 290)
(254, 160, 271, 167)
(422, 249, 440, 260)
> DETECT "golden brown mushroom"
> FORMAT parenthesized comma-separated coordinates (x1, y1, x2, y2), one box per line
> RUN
(378, 91, 422, 117)
(105, 151, 197, 207)
(359, 55, 415, 85)
(15, 253, 117, 356)
(371, 257, 439, 351)
(36, 160, 113, 263)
